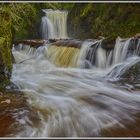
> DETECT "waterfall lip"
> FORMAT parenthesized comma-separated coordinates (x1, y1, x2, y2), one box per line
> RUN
(41, 8, 68, 40)
(42, 9, 68, 14)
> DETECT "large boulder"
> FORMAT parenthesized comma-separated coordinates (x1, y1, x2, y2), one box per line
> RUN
(107, 58, 140, 87)
(120, 61, 140, 84)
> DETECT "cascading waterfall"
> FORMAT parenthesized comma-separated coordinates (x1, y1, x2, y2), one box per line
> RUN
(8, 6, 140, 137)
(112, 37, 132, 65)
(46, 45, 80, 67)
(11, 36, 140, 137)
(40, 9, 68, 39)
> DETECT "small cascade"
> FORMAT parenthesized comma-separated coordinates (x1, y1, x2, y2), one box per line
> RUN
(112, 37, 132, 65)
(47, 45, 80, 67)
(84, 37, 140, 69)
(78, 40, 100, 68)
(12, 44, 36, 64)
(85, 41, 100, 66)
(95, 43, 107, 68)
(106, 56, 140, 81)
(11, 36, 140, 137)
(38, 8, 140, 69)
(133, 38, 140, 56)
(9, 6, 140, 137)
(40, 9, 68, 39)
(13, 37, 140, 69)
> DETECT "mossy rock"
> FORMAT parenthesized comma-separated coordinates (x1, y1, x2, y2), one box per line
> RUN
(0, 37, 12, 72)
(0, 37, 12, 90)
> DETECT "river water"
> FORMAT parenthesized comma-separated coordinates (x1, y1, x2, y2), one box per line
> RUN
(10, 38, 140, 137)
(7, 9, 140, 137)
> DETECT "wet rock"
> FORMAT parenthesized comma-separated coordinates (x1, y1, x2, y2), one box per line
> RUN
(0, 90, 41, 137)
(101, 37, 116, 50)
(127, 38, 140, 52)
(14, 34, 140, 51)
(99, 36, 140, 54)
(101, 112, 140, 137)
(134, 84, 140, 89)
(5, 82, 19, 91)
(119, 61, 140, 84)
(50, 39, 83, 48)
(1, 99, 11, 104)
(14, 38, 71, 48)
(135, 33, 140, 39)
(14, 39, 49, 48)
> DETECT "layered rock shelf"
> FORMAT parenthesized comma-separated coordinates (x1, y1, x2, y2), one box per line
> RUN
(14, 33, 140, 50)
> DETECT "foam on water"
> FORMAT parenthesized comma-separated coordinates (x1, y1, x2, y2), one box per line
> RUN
(11, 38, 140, 137)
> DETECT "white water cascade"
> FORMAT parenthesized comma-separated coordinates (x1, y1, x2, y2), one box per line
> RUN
(40, 9, 68, 39)
(11, 37, 140, 137)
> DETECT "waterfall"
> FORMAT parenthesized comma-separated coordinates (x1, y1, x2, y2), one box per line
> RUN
(11, 37, 140, 137)
(11, 9, 140, 136)
(13, 38, 140, 69)
(95, 43, 107, 68)
(40, 9, 68, 39)
(84, 37, 138, 69)
(112, 37, 132, 65)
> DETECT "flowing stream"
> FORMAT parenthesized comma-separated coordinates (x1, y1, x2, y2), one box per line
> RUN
(40, 9, 68, 39)
(9, 9, 140, 137)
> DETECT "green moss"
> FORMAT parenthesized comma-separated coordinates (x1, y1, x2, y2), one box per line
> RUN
(80, 4, 93, 18)
(68, 3, 140, 39)
(0, 7, 13, 85)
(0, 37, 12, 70)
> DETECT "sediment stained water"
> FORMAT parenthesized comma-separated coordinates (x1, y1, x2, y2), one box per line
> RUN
(10, 40, 140, 137)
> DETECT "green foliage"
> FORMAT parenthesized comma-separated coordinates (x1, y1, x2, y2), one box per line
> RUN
(0, 5, 13, 79)
(68, 3, 140, 39)
(0, 37, 12, 70)
(80, 4, 93, 18)
(56, 3, 74, 10)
